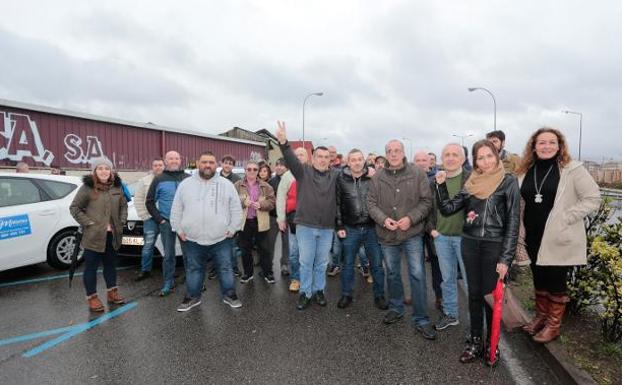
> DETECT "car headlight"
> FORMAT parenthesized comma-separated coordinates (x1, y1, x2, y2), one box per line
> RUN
(127, 221, 136, 231)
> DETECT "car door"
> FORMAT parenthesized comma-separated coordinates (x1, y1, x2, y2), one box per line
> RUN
(0, 177, 60, 271)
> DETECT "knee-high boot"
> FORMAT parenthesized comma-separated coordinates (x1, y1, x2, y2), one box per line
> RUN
(522, 290, 549, 335)
(533, 292, 569, 343)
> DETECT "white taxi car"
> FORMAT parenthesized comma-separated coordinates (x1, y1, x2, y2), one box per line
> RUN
(0, 173, 82, 271)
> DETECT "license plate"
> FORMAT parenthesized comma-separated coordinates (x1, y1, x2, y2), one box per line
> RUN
(122, 236, 144, 246)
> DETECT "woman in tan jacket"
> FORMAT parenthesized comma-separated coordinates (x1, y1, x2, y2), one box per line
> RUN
(234, 160, 276, 284)
(70, 158, 128, 312)
(517, 128, 600, 343)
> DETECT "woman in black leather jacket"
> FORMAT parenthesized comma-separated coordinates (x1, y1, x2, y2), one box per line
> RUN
(435, 140, 520, 366)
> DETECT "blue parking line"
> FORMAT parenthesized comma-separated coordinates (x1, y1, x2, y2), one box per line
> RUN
(0, 265, 138, 288)
(0, 325, 77, 347)
(22, 301, 138, 358)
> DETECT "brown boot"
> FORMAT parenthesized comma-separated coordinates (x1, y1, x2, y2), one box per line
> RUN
(107, 287, 126, 305)
(87, 294, 105, 312)
(533, 293, 569, 343)
(522, 290, 549, 335)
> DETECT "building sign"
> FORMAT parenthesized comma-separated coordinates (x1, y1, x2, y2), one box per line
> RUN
(63, 134, 106, 165)
(0, 214, 32, 240)
(0, 111, 54, 166)
(0, 110, 107, 166)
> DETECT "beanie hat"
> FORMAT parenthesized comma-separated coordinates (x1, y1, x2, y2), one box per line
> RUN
(90, 157, 114, 172)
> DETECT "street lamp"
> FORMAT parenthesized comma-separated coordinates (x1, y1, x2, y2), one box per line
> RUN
(302, 92, 323, 148)
(562, 110, 583, 161)
(468, 87, 497, 131)
(402, 137, 413, 161)
(452, 133, 474, 147)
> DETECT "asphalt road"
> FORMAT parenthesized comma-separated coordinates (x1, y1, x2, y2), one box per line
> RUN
(0, 242, 562, 385)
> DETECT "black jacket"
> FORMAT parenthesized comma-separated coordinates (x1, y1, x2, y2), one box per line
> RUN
(336, 166, 373, 230)
(436, 174, 520, 265)
(280, 141, 338, 229)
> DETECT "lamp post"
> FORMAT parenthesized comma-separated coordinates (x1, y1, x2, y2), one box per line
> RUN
(452, 133, 474, 147)
(468, 87, 497, 131)
(562, 110, 583, 161)
(302, 92, 323, 148)
(402, 137, 413, 161)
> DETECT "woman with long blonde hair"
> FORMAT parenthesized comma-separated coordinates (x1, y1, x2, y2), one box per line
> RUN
(517, 127, 600, 343)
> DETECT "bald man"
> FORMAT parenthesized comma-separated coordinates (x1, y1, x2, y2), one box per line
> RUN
(427, 143, 470, 331)
(146, 150, 190, 296)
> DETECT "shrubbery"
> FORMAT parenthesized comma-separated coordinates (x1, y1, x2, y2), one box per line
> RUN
(568, 199, 622, 342)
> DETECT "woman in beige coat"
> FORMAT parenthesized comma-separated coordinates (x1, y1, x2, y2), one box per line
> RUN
(517, 127, 600, 343)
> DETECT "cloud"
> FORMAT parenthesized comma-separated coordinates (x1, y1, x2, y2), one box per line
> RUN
(0, 29, 191, 107)
(0, 1, 620, 161)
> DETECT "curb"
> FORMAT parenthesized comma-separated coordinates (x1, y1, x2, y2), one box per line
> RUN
(505, 287, 597, 385)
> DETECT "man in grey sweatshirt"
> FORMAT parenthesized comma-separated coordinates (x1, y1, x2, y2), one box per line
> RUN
(170, 151, 244, 312)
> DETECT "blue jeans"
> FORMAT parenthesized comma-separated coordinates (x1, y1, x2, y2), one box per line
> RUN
(358, 246, 370, 266)
(159, 220, 178, 291)
(330, 231, 343, 267)
(434, 234, 467, 318)
(296, 225, 333, 297)
(184, 238, 236, 299)
(381, 235, 430, 326)
(140, 218, 160, 272)
(288, 228, 300, 281)
(341, 225, 385, 298)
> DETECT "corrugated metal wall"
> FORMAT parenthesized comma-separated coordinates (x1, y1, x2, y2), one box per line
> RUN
(0, 104, 265, 170)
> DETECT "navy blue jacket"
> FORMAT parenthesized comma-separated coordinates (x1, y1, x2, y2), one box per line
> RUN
(146, 170, 189, 223)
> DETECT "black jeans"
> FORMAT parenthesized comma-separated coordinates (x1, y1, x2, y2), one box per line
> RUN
(424, 233, 442, 300)
(239, 218, 272, 276)
(83, 233, 117, 296)
(529, 255, 569, 293)
(462, 237, 502, 339)
(262, 216, 289, 267)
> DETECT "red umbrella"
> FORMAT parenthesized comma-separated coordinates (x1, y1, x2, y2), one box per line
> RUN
(488, 279, 505, 365)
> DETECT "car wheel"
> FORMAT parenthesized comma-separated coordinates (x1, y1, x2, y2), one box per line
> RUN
(47, 229, 83, 270)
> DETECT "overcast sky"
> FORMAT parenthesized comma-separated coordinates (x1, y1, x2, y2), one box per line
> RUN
(1, 1, 620, 161)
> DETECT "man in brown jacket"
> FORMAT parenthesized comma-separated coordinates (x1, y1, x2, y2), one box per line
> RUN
(367, 139, 436, 340)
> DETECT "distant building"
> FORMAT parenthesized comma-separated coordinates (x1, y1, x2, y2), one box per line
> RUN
(288, 141, 315, 160)
(585, 160, 622, 184)
(0, 99, 265, 172)
(219, 127, 282, 167)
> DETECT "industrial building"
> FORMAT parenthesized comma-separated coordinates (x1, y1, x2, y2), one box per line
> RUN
(0, 99, 266, 172)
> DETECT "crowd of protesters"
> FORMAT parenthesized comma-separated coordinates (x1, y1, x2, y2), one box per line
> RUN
(68, 123, 600, 367)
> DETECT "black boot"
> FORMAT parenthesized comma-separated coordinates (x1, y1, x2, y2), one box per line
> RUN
(297, 294, 311, 310)
(459, 336, 482, 364)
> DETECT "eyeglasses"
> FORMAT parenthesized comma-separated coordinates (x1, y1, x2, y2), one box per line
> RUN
(246, 168, 258, 171)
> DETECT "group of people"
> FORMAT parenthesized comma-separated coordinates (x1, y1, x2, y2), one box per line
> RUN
(68, 122, 601, 366)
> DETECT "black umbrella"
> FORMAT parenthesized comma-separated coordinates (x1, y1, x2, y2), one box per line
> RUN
(68, 227, 83, 288)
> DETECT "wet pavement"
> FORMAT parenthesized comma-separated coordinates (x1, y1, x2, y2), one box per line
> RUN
(1, 244, 562, 385)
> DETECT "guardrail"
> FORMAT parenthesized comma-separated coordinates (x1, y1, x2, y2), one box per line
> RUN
(601, 188, 622, 199)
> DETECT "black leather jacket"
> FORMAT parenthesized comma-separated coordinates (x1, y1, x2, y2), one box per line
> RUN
(435, 174, 520, 265)
(336, 166, 373, 229)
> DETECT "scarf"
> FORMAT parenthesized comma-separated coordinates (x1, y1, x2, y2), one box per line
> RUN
(464, 161, 505, 199)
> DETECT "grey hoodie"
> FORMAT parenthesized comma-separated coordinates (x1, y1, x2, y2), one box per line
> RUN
(170, 173, 243, 246)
